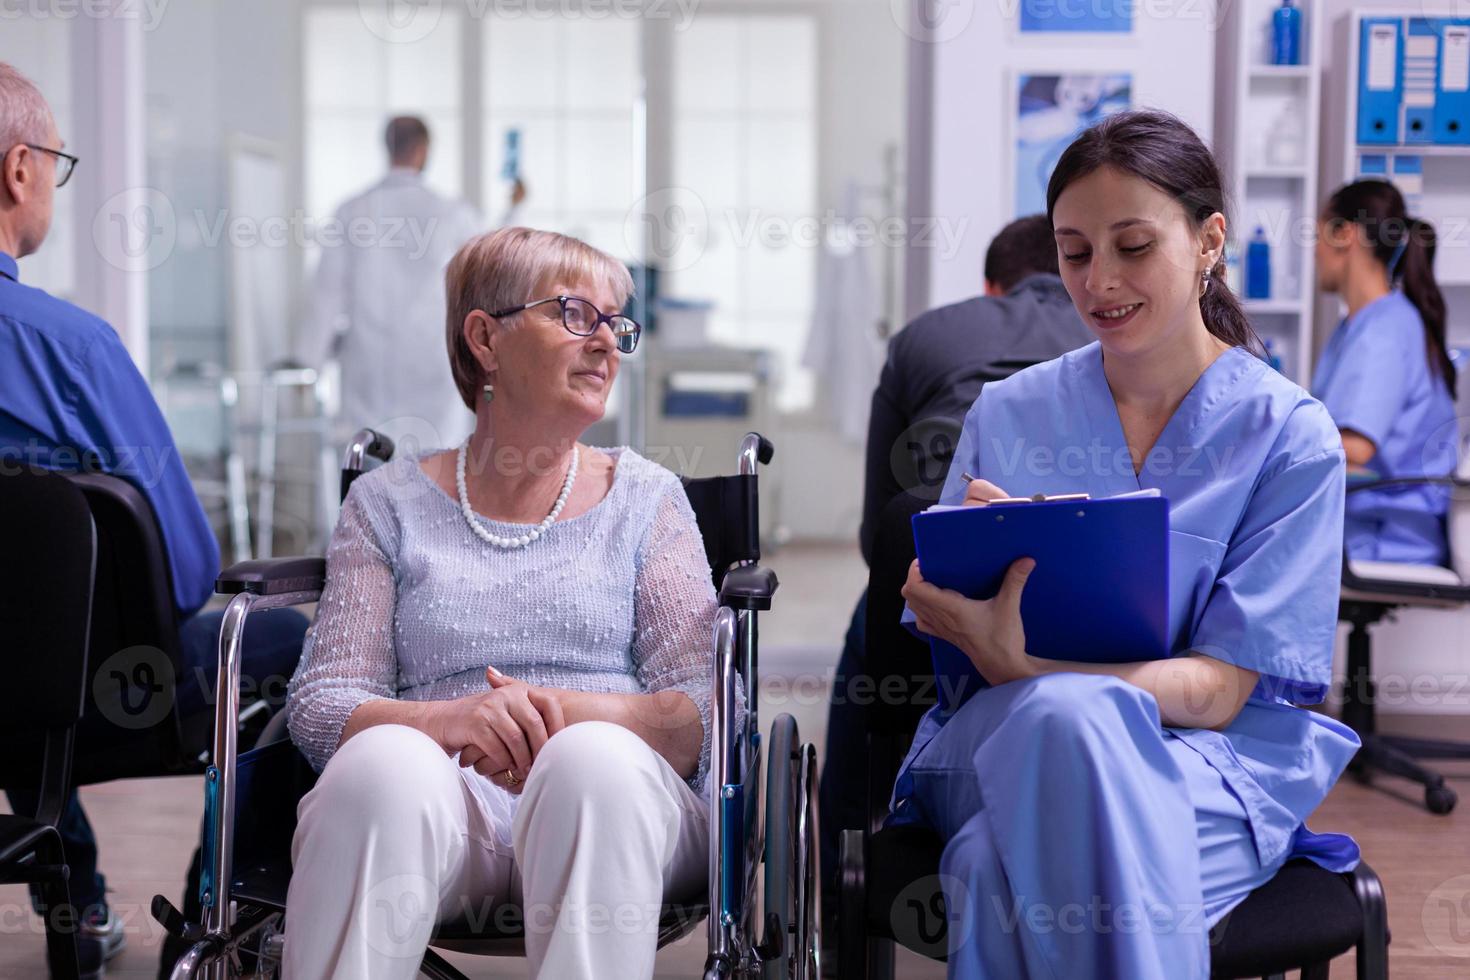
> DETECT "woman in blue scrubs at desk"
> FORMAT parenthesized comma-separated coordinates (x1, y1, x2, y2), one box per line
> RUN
(1312, 180, 1458, 566)
(895, 110, 1360, 979)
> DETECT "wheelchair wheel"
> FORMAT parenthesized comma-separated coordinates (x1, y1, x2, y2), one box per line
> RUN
(762, 714, 820, 979)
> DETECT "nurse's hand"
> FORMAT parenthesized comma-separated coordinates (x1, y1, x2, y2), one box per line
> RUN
(962, 478, 1010, 507)
(902, 557, 1039, 686)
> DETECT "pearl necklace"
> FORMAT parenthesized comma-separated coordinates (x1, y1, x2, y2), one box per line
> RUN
(456, 439, 578, 549)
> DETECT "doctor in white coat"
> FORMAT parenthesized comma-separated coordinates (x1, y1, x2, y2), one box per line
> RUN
(298, 115, 525, 452)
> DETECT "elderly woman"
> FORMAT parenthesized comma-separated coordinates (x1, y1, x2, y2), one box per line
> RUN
(283, 228, 724, 980)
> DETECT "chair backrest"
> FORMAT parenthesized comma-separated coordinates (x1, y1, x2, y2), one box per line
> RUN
(55, 473, 193, 783)
(0, 469, 96, 735)
(864, 490, 939, 738)
(681, 474, 761, 590)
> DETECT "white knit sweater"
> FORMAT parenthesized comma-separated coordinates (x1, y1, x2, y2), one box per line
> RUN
(286, 447, 730, 793)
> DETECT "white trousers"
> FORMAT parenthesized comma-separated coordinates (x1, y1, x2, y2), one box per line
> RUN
(282, 721, 709, 979)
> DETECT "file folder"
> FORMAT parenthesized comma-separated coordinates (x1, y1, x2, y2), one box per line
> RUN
(906, 492, 1171, 710)
(1359, 18, 1403, 144)
(1435, 21, 1470, 144)
(1403, 20, 1440, 144)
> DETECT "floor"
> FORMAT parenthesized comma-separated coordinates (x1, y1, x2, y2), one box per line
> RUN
(3, 544, 1469, 978)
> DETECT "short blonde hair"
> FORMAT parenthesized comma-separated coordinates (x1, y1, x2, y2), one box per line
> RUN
(445, 227, 635, 410)
(0, 63, 54, 150)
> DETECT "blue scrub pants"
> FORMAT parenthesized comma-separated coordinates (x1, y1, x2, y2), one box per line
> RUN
(902, 673, 1282, 980)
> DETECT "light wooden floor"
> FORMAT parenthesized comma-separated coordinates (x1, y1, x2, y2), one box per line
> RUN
(2, 710, 1468, 978)
(4, 544, 1469, 977)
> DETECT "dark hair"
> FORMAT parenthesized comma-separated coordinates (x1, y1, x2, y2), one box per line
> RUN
(1044, 109, 1261, 355)
(1323, 180, 1455, 398)
(984, 214, 1060, 292)
(385, 115, 430, 163)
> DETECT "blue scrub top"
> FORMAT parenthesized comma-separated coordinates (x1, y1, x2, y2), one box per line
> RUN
(1312, 290, 1457, 566)
(0, 251, 219, 619)
(893, 343, 1360, 872)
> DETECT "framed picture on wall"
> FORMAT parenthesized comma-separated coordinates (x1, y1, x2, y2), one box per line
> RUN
(1018, 0, 1133, 33)
(1012, 72, 1132, 217)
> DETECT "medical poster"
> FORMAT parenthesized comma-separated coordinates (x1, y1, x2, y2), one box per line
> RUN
(1013, 73, 1132, 216)
(1019, 0, 1132, 34)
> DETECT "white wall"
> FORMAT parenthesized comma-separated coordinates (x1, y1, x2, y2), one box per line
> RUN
(908, 0, 1220, 313)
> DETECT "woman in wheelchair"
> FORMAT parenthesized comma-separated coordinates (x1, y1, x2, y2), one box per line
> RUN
(895, 111, 1360, 979)
(282, 227, 727, 979)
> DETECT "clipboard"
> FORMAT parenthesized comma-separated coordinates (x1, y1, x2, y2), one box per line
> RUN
(906, 491, 1170, 710)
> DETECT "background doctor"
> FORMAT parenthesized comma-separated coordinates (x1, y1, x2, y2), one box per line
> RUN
(297, 114, 526, 452)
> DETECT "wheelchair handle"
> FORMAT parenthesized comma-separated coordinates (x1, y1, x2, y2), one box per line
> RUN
(739, 432, 774, 476)
(340, 429, 396, 502)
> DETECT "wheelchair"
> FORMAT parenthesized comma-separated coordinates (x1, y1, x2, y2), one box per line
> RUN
(152, 430, 822, 980)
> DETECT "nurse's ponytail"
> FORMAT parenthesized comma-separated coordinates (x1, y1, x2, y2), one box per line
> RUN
(1323, 181, 1455, 399)
(1045, 110, 1263, 356)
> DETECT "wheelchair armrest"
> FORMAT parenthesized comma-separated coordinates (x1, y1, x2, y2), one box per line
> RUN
(719, 563, 778, 611)
(216, 557, 326, 597)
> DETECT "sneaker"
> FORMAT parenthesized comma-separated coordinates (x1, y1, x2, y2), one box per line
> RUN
(81, 905, 127, 962)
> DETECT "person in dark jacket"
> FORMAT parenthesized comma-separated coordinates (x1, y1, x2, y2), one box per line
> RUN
(821, 215, 1094, 942)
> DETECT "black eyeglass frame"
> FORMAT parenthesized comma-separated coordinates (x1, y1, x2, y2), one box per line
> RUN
(488, 294, 642, 354)
(20, 144, 79, 188)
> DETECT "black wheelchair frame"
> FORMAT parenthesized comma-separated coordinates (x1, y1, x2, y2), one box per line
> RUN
(154, 431, 822, 980)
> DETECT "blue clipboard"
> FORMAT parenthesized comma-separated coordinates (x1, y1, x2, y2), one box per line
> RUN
(906, 492, 1170, 710)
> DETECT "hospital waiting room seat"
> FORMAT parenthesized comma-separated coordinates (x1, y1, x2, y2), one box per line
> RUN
(0, 470, 101, 979)
(1338, 458, 1470, 814)
(836, 491, 1390, 980)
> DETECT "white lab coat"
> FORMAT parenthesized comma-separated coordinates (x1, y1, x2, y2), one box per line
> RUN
(802, 185, 886, 445)
(298, 169, 496, 453)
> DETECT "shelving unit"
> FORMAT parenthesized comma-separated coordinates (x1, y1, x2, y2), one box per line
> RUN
(1215, 0, 1324, 386)
(1337, 10, 1470, 362)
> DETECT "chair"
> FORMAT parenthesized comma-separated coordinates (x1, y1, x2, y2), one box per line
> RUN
(0, 469, 99, 979)
(156, 431, 822, 980)
(836, 491, 1390, 980)
(1337, 463, 1470, 815)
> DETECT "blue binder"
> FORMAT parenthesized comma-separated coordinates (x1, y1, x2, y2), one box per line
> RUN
(1435, 20, 1470, 144)
(1359, 18, 1404, 144)
(907, 493, 1170, 711)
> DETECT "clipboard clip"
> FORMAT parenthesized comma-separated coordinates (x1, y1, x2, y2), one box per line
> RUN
(988, 492, 1092, 505)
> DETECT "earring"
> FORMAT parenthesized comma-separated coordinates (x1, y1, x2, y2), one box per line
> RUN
(1199, 268, 1212, 297)
(482, 383, 495, 404)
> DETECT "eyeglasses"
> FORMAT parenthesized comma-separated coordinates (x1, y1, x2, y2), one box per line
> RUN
(489, 294, 642, 354)
(21, 145, 78, 188)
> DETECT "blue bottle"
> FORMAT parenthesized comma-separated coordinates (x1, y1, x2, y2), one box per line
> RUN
(1246, 228, 1271, 300)
(1272, 0, 1301, 66)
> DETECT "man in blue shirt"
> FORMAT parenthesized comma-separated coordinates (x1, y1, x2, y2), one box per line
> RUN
(0, 63, 307, 976)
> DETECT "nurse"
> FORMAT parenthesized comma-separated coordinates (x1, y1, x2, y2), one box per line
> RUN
(894, 109, 1360, 979)
(1312, 180, 1459, 566)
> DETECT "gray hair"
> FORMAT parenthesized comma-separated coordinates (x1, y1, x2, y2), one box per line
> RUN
(445, 227, 635, 410)
(0, 63, 54, 151)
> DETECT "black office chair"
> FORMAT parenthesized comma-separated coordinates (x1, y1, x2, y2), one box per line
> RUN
(0, 469, 100, 979)
(837, 491, 1389, 980)
(1338, 465, 1470, 815)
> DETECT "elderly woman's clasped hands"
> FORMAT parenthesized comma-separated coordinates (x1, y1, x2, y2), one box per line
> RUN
(428, 666, 566, 792)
